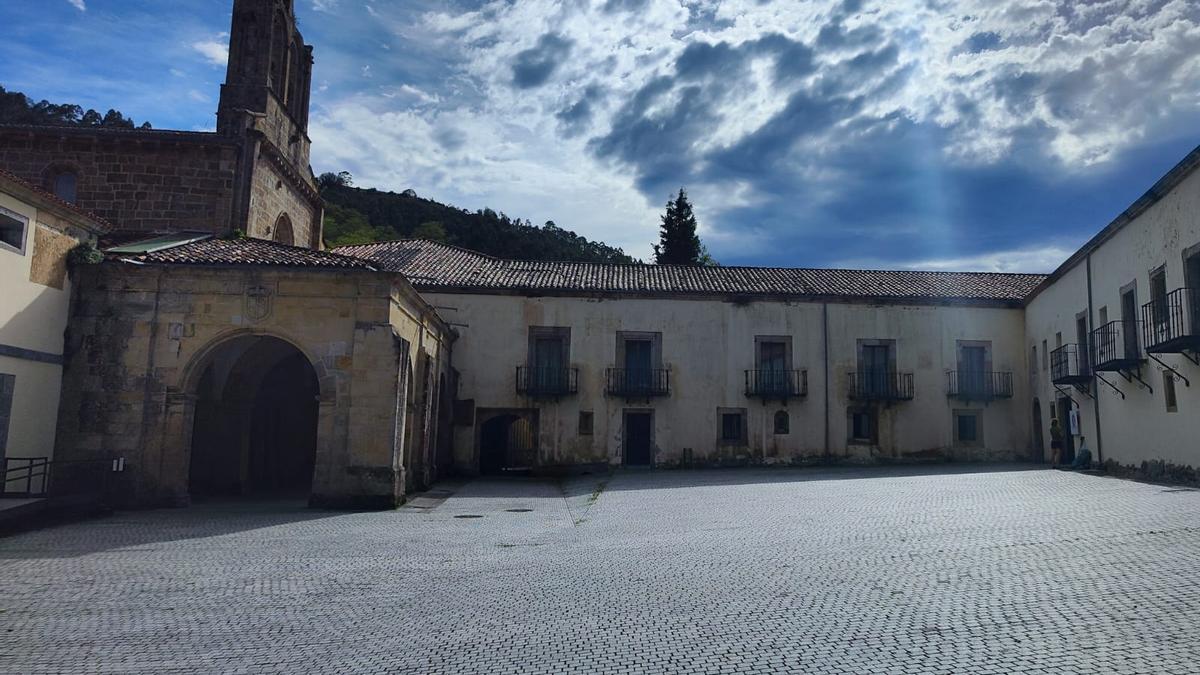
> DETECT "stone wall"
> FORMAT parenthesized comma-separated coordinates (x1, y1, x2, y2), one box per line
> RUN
(247, 146, 319, 247)
(0, 128, 239, 235)
(56, 263, 453, 508)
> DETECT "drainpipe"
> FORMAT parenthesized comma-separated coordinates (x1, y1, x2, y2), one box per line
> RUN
(1086, 255, 1104, 465)
(823, 302, 830, 461)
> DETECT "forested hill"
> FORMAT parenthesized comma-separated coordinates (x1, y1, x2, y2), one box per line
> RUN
(319, 177, 637, 264)
(0, 85, 150, 129)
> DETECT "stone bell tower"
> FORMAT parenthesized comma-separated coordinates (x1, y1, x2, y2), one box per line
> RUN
(216, 0, 323, 248)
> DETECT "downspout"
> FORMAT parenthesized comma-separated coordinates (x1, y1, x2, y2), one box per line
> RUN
(823, 302, 830, 461)
(1086, 255, 1104, 465)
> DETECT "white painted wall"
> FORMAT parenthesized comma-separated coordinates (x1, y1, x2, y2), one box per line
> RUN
(0, 189, 91, 468)
(1027, 163, 1200, 469)
(430, 291, 1030, 473)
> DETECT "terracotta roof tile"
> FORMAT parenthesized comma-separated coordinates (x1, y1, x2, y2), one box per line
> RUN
(112, 236, 376, 270)
(335, 239, 1046, 305)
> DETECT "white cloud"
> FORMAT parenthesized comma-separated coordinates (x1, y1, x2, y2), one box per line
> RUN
(191, 34, 229, 67)
(842, 245, 1080, 274)
(312, 0, 339, 11)
(66, 0, 85, 11)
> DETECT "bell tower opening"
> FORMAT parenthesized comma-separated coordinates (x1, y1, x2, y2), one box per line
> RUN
(217, 0, 313, 138)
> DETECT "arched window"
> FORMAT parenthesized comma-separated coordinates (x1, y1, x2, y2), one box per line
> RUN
(273, 213, 294, 246)
(51, 170, 78, 204)
(773, 410, 790, 435)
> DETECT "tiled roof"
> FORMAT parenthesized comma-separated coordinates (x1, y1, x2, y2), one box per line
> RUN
(0, 168, 113, 232)
(111, 236, 376, 270)
(335, 240, 1046, 305)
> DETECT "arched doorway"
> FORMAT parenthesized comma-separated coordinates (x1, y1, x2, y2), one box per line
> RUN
(477, 409, 538, 475)
(1031, 398, 1044, 462)
(187, 335, 319, 499)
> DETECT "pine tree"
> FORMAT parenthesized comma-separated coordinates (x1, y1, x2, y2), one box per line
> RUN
(653, 188, 703, 265)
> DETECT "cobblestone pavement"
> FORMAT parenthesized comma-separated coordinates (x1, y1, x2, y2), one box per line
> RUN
(3, 466, 1200, 674)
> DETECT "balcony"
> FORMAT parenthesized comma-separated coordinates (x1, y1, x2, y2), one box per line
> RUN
(744, 369, 807, 401)
(1050, 344, 1090, 385)
(848, 370, 914, 401)
(516, 366, 578, 397)
(605, 368, 670, 398)
(1142, 288, 1200, 354)
(947, 371, 1013, 401)
(1091, 320, 1143, 371)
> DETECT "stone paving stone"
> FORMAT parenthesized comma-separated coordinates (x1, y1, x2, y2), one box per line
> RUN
(2, 465, 1200, 674)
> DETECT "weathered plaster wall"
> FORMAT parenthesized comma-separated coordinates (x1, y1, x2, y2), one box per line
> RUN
(55, 264, 451, 508)
(429, 292, 1029, 474)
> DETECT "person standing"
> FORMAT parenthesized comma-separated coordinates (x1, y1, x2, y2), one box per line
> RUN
(1050, 418, 1064, 468)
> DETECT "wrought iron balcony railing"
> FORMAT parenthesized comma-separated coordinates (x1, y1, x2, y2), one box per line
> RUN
(1142, 288, 1200, 353)
(516, 366, 578, 397)
(947, 371, 1013, 400)
(848, 370, 914, 401)
(744, 369, 807, 400)
(1091, 320, 1143, 371)
(1050, 343, 1090, 385)
(605, 368, 670, 398)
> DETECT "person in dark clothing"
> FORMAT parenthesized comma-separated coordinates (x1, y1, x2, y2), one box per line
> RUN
(1050, 418, 1064, 468)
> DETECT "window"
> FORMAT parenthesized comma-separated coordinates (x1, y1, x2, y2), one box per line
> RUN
(848, 407, 876, 443)
(773, 410, 790, 435)
(755, 336, 792, 395)
(1120, 283, 1139, 357)
(1031, 345, 1038, 376)
(528, 326, 570, 393)
(1042, 340, 1049, 372)
(719, 408, 746, 444)
(614, 331, 664, 395)
(52, 171, 78, 203)
(578, 411, 594, 435)
(0, 207, 28, 254)
(957, 341, 991, 397)
(273, 213, 295, 246)
(0, 374, 13, 463)
(857, 339, 896, 396)
(1163, 372, 1178, 413)
(1150, 267, 1168, 326)
(954, 410, 982, 446)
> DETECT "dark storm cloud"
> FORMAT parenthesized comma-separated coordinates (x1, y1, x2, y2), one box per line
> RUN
(512, 33, 573, 89)
(963, 31, 1002, 53)
(556, 85, 604, 137)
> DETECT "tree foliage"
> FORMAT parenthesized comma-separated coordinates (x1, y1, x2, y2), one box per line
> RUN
(0, 86, 150, 129)
(654, 188, 712, 266)
(319, 174, 636, 263)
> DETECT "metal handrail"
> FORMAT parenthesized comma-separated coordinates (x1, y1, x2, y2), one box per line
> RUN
(1142, 288, 1200, 351)
(515, 366, 579, 396)
(1, 457, 51, 496)
(848, 370, 914, 400)
(1050, 343, 1090, 382)
(947, 371, 1013, 400)
(744, 369, 807, 398)
(1091, 319, 1142, 368)
(605, 368, 670, 397)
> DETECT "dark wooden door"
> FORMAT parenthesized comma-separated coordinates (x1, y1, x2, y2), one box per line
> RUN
(624, 412, 653, 466)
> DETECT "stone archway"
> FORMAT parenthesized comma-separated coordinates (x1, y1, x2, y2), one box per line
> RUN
(185, 334, 319, 499)
(273, 213, 295, 246)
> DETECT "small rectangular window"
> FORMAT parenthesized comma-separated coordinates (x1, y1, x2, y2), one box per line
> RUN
(1164, 372, 1178, 413)
(578, 411, 594, 435)
(0, 208, 28, 254)
(954, 410, 982, 446)
(1042, 340, 1049, 371)
(718, 408, 746, 444)
(848, 407, 875, 443)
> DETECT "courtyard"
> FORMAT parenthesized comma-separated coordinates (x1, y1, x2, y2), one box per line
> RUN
(2, 465, 1200, 674)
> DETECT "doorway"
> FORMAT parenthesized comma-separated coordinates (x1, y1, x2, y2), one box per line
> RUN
(188, 336, 319, 499)
(623, 411, 653, 466)
(1056, 398, 1076, 464)
(477, 409, 538, 475)
(1031, 398, 1044, 462)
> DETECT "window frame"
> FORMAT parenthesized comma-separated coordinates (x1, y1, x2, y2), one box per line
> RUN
(0, 206, 29, 255)
(953, 409, 983, 447)
(718, 407, 747, 445)
(773, 410, 790, 435)
(578, 410, 594, 435)
(847, 406, 877, 445)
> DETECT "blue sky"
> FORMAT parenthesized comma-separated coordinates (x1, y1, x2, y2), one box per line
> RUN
(2, 0, 1199, 270)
